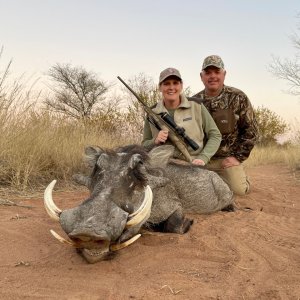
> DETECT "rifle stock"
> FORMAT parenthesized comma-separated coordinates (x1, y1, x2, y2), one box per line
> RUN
(117, 76, 193, 162)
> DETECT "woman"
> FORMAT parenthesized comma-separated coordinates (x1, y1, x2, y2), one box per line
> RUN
(142, 67, 221, 166)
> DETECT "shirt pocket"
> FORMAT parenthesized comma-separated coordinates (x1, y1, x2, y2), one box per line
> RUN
(212, 108, 236, 135)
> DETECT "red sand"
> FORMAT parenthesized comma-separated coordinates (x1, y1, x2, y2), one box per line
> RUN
(1, 165, 299, 299)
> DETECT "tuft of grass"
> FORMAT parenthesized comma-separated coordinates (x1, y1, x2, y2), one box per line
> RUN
(245, 144, 300, 170)
(0, 105, 139, 190)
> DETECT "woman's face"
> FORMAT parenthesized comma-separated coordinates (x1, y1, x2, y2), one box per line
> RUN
(159, 77, 183, 107)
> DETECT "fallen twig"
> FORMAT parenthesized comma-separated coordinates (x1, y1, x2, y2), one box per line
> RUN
(160, 285, 182, 295)
(15, 261, 30, 267)
(0, 199, 33, 209)
(10, 214, 28, 220)
(235, 264, 254, 270)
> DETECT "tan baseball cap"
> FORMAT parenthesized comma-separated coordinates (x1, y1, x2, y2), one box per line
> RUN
(159, 67, 182, 84)
(202, 55, 225, 70)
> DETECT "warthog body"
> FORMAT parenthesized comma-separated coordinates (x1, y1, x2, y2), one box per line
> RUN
(44, 145, 234, 263)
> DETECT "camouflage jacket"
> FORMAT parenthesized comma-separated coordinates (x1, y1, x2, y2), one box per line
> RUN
(193, 85, 259, 162)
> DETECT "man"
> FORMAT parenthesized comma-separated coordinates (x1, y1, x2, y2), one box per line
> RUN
(193, 55, 259, 195)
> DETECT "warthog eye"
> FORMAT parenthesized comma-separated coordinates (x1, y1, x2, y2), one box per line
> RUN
(128, 154, 143, 169)
(126, 156, 147, 188)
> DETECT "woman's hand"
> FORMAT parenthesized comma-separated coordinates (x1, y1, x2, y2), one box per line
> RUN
(192, 159, 205, 166)
(155, 130, 169, 144)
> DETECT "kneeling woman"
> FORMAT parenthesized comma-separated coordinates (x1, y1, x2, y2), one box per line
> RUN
(142, 67, 221, 166)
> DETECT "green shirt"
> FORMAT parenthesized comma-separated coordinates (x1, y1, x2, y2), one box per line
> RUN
(142, 94, 221, 164)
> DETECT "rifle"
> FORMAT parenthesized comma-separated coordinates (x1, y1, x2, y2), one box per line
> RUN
(117, 76, 199, 162)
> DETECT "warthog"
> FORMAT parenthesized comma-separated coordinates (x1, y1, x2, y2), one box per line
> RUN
(44, 145, 234, 263)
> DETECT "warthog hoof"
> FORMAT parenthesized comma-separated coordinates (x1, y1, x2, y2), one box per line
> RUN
(163, 214, 193, 234)
(221, 204, 236, 212)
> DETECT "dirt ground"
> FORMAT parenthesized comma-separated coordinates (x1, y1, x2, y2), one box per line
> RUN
(0, 164, 299, 300)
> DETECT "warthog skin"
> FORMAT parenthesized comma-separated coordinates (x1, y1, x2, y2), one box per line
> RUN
(53, 144, 234, 262)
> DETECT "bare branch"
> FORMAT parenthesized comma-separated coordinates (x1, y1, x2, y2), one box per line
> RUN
(46, 63, 110, 119)
(268, 14, 300, 96)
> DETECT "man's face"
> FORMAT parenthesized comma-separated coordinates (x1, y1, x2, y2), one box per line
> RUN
(200, 66, 226, 96)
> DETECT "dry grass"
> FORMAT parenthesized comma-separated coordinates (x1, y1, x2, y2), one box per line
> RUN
(245, 144, 300, 170)
(0, 96, 299, 190)
(0, 105, 139, 190)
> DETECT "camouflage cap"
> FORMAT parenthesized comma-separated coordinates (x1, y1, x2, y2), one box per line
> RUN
(159, 67, 182, 84)
(202, 55, 225, 70)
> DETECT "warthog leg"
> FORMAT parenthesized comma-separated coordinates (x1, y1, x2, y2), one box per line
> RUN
(147, 208, 193, 234)
(163, 209, 194, 234)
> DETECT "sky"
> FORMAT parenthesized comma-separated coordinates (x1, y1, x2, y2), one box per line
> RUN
(0, 0, 300, 124)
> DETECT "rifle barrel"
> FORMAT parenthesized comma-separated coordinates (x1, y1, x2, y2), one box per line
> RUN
(117, 76, 144, 103)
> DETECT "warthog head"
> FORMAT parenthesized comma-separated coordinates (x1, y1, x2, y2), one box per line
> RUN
(44, 146, 153, 263)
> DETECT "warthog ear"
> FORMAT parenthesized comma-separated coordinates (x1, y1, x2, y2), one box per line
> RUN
(148, 145, 175, 168)
(84, 146, 103, 168)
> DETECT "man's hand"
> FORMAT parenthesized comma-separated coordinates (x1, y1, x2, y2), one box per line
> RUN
(192, 159, 205, 166)
(221, 156, 240, 168)
(155, 130, 169, 144)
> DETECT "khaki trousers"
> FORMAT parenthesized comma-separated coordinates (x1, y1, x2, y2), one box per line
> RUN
(207, 159, 250, 196)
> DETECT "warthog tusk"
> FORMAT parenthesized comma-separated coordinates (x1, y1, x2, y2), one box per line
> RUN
(44, 180, 62, 221)
(110, 234, 141, 251)
(50, 229, 78, 247)
(51, 229, 141, 252)
(126, 185, 152, 228)
(128, 185, 151, 218)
